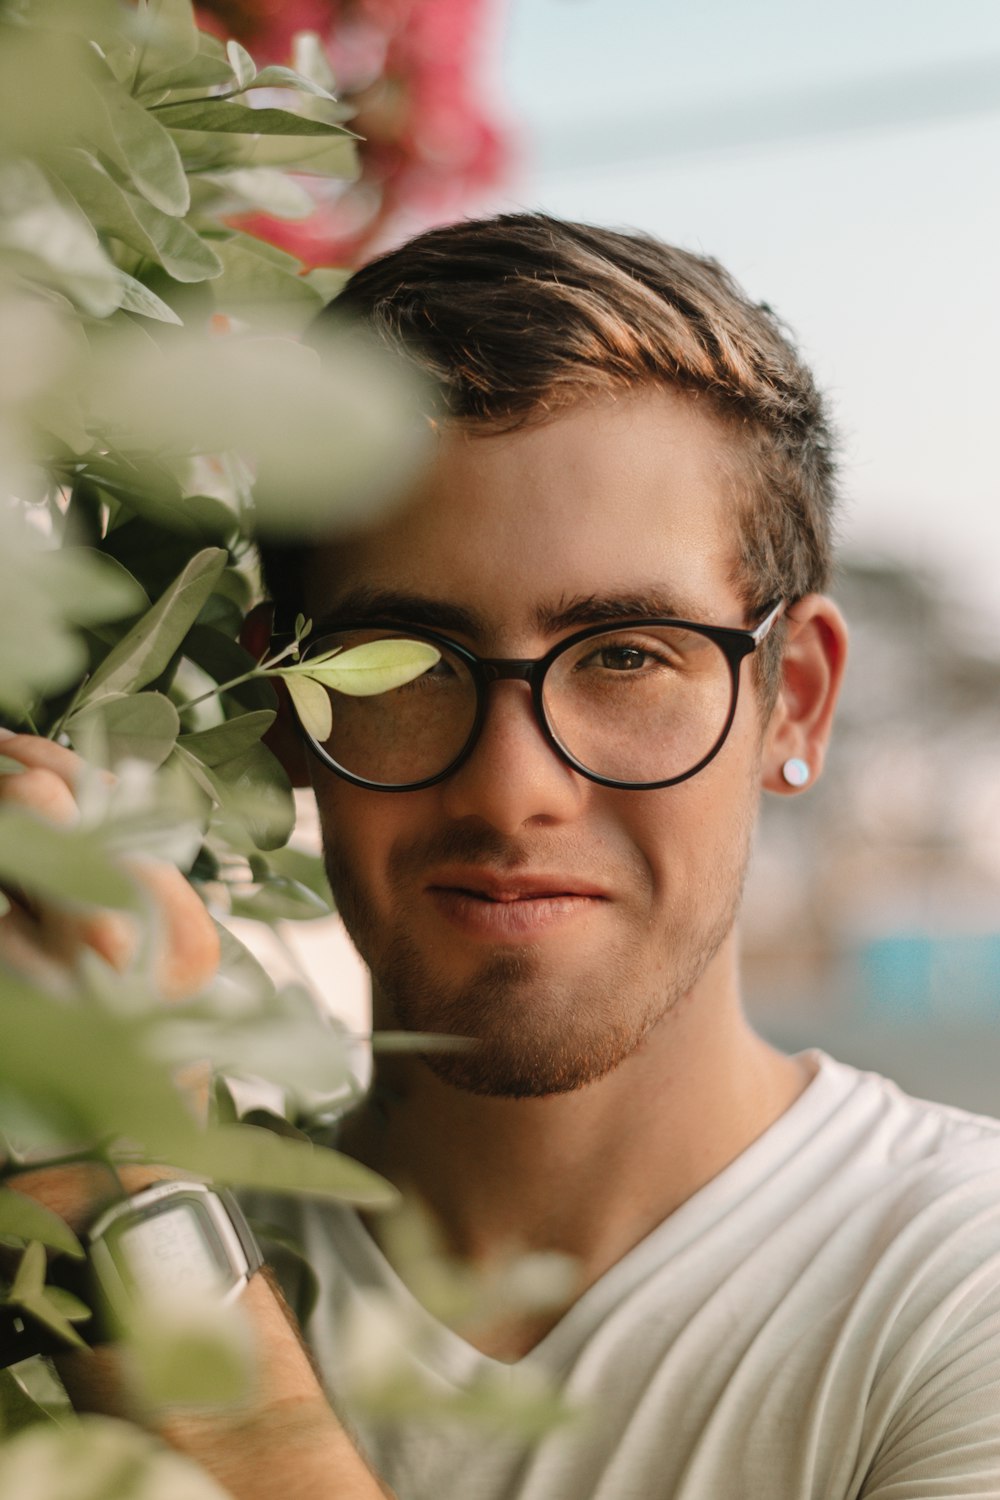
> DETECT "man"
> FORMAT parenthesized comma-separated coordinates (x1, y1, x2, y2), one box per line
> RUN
(5, 213, 1000, 1498)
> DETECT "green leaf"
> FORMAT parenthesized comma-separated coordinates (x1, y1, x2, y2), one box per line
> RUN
(130, 1304, 252, 1408)
(182, 740, 294, 852)
(95, 79, 190, 216)
(182, 628, 277, 712)
(136, 51, 237, 96)
(13, 1292, 88, 1351)
(244, 65, 337, 100)
(0, 1190, 84, 1260)
(66, 691, 180, 770)
(170, 1124, 398, 1207)
(229, 876, 330, 923)
(115, 270, 184, 324)
(0, 161, 123, 318)
(0, 1415, 233, 1498)
(0, 756, 26, 776)
(158, 100, 354, 137)
(120, 185, 223, 282)
(0, 1368, 52, 1437)
(0, 979, 198, 1157)
(209, 237, 322, 329)
(200, 167, 315, 220)
(226, 39, 256, 91)
(8, 1241, 45, 1304)
(39, 1286, 91, 1324)
(177, 710, 275, 766)
(0, 806, 139, 910)
(260, 845, 332, 905)
(291, 32, 338, 94)
(283, 673, 330, 741)
(134, 0, 200, 77)
(82, 548, 227, 703)
(284, 639, 441, 696)
(53, 149, 221, 285)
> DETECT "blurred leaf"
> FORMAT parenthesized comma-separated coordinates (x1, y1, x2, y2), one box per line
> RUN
(225, 40, 256, 91)
(136, 51, 236, 95)
(177, 710, 275, 766)
(246, 66, 337, 99)
(53, 149, 220, 285)
(291, 31, 338, 94)
(182, 628, 277, 712)
(229, 876, 330, 923)
(200, 167, 315, 220)
(284, 672, 330, 740)
(158, 100, 354, 137)
(129, 1296, 253, 1408)
(260, 845, 332, 906)
(8, 1240, 45, 1303)
(170, 1124, 398, 1207)
(0, 1367, 52, 1437)
(0, 1190, 84, 1260)
(0, 978, 197, 1153)
(0, 1415, 233, 1500)
(177, 739, 294, 852)
(210, 237, 322, 329)
(133, 0, 200, 78)
(39, 1286, 91, 1323)
(94, 79, 190, 217)
(0, 756, 26, 775)
(81, 547, 227, 703)
(116, 271, 183, 324)
(120, 184, 223, 282)
(225, 131, 360, 176)
(0, 806, 139, 910)
(67, 691, 180, 770)
(0, 162, 122, 318)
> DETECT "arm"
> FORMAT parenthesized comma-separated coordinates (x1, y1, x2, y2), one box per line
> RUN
(0, 734, 392, 1500)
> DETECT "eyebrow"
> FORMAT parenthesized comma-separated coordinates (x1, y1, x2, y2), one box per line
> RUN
(311, 586, 714, 640)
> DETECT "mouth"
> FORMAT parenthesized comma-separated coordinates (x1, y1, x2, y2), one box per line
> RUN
(427, 870, 608, 903)
(425, 871, 608, 940)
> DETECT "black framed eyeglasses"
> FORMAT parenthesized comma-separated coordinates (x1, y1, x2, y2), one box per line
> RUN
(273, 600, 785, 793)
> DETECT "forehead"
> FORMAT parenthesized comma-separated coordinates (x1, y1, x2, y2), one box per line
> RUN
(303, 387, 744, 640)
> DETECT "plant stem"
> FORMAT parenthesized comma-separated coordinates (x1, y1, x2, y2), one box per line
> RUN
(175, 638, 300, 713)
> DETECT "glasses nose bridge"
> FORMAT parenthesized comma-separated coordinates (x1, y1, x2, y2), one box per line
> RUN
(480, 655, 538, 686)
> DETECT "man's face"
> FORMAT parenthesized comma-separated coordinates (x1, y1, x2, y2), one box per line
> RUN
(302, 388, 770, 1098)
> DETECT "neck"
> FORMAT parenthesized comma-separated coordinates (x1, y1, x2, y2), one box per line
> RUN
(341, 937, 810, 1284)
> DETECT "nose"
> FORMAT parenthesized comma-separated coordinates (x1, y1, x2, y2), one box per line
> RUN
(438, 678, 584, 833)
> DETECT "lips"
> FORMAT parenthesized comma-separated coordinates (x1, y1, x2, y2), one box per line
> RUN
(424, 868, 608, 941)
(426, 869, 608, 902)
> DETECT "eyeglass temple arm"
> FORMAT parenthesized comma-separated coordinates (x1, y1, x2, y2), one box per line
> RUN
(751, 599, 786, 645)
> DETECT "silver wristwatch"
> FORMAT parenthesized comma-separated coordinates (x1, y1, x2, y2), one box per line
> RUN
(88, 1180, 263, 1326)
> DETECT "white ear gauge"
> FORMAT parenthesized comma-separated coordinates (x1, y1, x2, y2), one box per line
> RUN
(781, 757, 811, 788)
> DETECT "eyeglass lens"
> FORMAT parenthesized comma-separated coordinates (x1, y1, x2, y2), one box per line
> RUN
(301, 625, 737, 789)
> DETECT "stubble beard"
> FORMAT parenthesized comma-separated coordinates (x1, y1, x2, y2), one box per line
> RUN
(323, 816, 755, 1100)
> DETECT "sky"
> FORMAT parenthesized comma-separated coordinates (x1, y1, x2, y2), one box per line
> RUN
(478, 0, 1000, 632)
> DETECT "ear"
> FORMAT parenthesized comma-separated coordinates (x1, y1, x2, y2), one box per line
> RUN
(761, 594, 848, 795)
(241, 601, 311, 789)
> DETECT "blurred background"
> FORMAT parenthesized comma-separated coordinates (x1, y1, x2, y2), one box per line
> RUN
(212, 0, 1000, 1110)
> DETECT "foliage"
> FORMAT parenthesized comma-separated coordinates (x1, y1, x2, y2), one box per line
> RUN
(0, 0, 437, 1483)
(198, 0, 509, 267)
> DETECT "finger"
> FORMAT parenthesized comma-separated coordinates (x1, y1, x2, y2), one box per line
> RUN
(0, 763, 80, 825)
(128, 859, 221, 1000)
(0, 732, 105, 793)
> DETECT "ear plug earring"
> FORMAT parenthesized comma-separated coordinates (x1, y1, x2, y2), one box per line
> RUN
(782, 757, 811, 788)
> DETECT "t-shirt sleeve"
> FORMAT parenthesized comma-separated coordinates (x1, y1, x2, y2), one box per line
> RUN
(859, 1260, 1000, 1497)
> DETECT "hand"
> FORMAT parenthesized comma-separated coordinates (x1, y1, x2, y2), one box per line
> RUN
(0, 729, 219, 1001)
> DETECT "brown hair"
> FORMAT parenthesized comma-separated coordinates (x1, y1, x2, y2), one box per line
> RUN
(261, 212, 838, 692)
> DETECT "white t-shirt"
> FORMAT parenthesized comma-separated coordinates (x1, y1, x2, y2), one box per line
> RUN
(263, 1052, 1000, 1499)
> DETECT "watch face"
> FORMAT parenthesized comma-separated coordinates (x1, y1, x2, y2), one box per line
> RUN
(117, 1203, 227, 1301)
